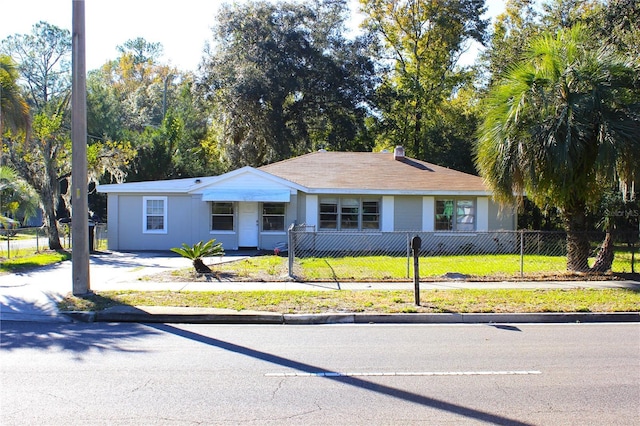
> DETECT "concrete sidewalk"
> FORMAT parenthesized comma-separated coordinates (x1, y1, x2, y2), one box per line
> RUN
(1, 251, 638, 324)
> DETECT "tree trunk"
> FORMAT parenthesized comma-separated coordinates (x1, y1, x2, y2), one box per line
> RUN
(591, 232, 615, 273)
(566, 231, 591, 272)
(42, 202, 63, 250)
(564, 208, 590, 272)
(38, 165, 63, 250)
(193, 258, 212, 274)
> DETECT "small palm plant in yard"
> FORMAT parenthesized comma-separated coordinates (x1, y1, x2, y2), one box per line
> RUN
(171, 240, 224, 274)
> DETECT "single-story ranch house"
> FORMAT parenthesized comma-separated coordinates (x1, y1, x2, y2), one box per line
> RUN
(97, 147, 516, 252)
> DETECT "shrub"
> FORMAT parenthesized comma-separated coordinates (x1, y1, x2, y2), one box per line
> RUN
(171, 240, 224, 273)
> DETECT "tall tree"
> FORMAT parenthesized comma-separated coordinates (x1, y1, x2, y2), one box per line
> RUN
(476, 25, 640, 272)
(424, 79, 481, 174)
(481, 0, 541, 83)
(1, 23, 72, 249)
(540, 0, 602, 30)
(5, 101, 69, 249)
(198, 0, 376, 168)
(588, 0, 640, 271)
(2, 25, 134, 248)
(96, 49, 174, 132)
(116, 37, 163, 67)
(0, 22, 71, 110)
(596, 0, 640, 61)
(86, 37, 214, 183)
(168, 77, 220, 178)
(360, 0, 488, 162)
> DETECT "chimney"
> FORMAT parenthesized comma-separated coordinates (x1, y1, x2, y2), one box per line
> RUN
(393, 146, 405, 160)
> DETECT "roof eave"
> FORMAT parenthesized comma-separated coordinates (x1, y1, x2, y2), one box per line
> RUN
(302, 189, 491, 196)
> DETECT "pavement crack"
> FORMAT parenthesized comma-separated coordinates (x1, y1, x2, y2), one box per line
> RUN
(271, 377, 285, 400)
(281, 403, 324, 422)
(130, 378, 153, 393)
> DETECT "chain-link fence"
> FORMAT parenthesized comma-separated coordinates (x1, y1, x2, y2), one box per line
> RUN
(0, 223, 107, 258)
(287, 225, 638, 281)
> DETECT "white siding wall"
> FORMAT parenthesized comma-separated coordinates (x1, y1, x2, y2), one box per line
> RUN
(422, 196, 434, 231)
(305, 194, 318, 228)
(214, 173, 291, 191)
(381, 196, 394, 231)
(393, 196, 422, 230)
(106, 194, 119, 250)
(115, 194, 192, 250)
(477, 196, 489, 231)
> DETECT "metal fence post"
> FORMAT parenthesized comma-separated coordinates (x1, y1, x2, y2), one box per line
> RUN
(411, 236, 422, 306)
(520, 230, 524, 277)
(406, 233, 410, 278)
(287, 224, 295, 278)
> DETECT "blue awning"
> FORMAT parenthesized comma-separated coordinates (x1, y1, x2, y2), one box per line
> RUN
(202, 189, 291, 202)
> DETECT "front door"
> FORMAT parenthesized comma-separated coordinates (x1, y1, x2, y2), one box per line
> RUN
(238, 202, 259, 248)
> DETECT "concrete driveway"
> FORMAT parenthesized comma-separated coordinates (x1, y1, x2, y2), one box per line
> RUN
(0, 251, 198, 322)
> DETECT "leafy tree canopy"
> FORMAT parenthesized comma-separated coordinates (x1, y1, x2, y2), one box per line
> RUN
(197, 0, 377, 168)
(0, 21, 71, 110)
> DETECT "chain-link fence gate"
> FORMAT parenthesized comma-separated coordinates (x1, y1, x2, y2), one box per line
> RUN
(287, 225, 638, 281)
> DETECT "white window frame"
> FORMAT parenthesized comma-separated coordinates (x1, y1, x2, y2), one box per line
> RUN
(211, 201, 235, 232)
(143, 196, 168, 234)
(261, 202, 286, 232)
(435, 198, 476, 232)
(318, 197, 381, 231)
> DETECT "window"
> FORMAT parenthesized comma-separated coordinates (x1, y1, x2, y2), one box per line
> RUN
(435, 199, 475, 231)
(435, 199, 454, 230)
(211, 202, 234, 231)
(320, 198, 338, 229)
(362, 200, 380, 229)
(319, 197, 380, 231)
(341, 198, 359, 229)
(262, 202, 285, 231)
(456, 200, 475, 231)
(143, 196, 167, 233)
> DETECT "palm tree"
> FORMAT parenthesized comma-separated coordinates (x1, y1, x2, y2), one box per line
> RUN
(476, 25, 640, 272)
(0, 55, 30, 138)
(171, 240, 225, 274)
(0, 165, 39, 226)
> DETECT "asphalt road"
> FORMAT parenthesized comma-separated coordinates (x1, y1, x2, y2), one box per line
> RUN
(1, 322, 638, 425)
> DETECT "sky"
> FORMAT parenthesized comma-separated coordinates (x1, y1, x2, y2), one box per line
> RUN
(1, 0, 506, 73)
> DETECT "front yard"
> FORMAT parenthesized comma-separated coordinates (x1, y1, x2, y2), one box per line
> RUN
(58, 287, 640, 314)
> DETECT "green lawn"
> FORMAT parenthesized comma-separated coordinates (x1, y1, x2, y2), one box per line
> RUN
(221, 251, 634, 281)
(59, 288, 640, 314)
(297, 254, 569, 280)
(299, 253, 631, 280)
(0, 250, 71, 273)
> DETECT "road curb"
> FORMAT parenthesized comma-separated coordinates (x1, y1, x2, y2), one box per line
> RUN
(285, 312, 640, 324)
(62, 308, 640, 324)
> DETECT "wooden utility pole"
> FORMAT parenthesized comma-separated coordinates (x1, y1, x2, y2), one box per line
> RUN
(71, 0, 90, 295)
